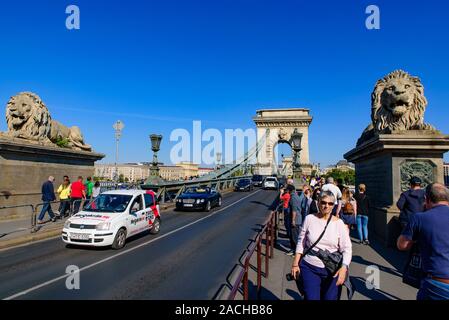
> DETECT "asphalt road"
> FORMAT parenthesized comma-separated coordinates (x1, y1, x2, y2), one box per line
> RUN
(0, 189, 277, 300)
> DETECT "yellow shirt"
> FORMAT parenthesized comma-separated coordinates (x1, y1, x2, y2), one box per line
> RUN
(57, 184, 71, 200)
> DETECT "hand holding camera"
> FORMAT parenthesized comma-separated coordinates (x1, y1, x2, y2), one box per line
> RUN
(286, 265, 300, 281)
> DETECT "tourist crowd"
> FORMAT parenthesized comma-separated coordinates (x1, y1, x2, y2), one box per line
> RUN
(37, 175, 101, 224)
(272, 174, 449, 301)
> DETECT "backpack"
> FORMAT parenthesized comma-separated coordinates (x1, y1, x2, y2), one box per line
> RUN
(343, 200, 355, 214)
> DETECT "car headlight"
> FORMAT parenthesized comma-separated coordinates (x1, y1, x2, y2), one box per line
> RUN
(64, 220, 71, 229)
(177, 199, 182, 203)
(96, 222, 111, 231)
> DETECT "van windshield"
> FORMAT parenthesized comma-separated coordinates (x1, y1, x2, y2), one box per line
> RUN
(84, 194, 133, 213)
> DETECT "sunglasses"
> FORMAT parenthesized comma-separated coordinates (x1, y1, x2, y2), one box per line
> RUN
(320, 201, 334, 206)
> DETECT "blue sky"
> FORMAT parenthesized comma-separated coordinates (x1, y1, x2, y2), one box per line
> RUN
(1, 0, 448, 167)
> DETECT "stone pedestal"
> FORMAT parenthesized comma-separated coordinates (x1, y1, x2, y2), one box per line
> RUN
(0, 138, 104, 219)
(344, 131, 449, 246)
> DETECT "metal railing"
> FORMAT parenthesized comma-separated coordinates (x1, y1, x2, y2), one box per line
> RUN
(217, 208, 278, 300)
(0, 199, 91, 237)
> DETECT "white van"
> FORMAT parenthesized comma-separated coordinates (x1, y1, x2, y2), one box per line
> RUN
(62, 190, 161, 249)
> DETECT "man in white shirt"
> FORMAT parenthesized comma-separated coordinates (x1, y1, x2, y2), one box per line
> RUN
(321, 177, 342, 216)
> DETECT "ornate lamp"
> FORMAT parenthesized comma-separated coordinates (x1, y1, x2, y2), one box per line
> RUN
(146, 134, 164, 186)
(289, 129, 303, 185)
(150, 134, 163, 166)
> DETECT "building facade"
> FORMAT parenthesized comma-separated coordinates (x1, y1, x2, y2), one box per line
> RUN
(95, 162, 215, 182)
(322, 160, 355, 174)
(95, 163, 150, 182)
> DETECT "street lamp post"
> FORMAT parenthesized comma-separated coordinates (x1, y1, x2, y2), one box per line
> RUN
(216, 152, 222, 170)
(145, 134, 164, 186)
(113, 120, 125, 182)
(289, 129, 303, 187)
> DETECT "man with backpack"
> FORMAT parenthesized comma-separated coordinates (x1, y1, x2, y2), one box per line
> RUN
(397, 177, 426, 230)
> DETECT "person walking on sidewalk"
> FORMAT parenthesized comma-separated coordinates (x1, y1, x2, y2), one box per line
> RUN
(92, 181, 101, 199)
(291, 191, 352, 300)
(397, 176, 425, 230)
(83, 176, 94, 208)
(340, 188, 357, 232)
(354, 184, 371, 245)
(280, 186, 293, 250)
(57, 177, 71, 218)
(321, 177, 342, 216)
(37, 176, 57, 224)
(71, 176, 86, 214)
(397, 183, 449, 300)
(288, 185, 303, 255)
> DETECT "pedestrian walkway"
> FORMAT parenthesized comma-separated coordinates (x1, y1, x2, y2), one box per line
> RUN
(246, 225, 418, 300)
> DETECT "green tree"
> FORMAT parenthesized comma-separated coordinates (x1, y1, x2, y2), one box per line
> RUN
(325, 169, 355, 186)
(118, 174, 125, 183)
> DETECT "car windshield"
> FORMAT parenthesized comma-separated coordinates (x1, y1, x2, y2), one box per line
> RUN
(238, 179, 251, 184)
(84, 194, 133, 213)
(266, 178, 277, 182)
(185, 187, 209, 194)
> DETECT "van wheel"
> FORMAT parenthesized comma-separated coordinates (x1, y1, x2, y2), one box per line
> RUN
(150, 218, 161, 234)
(112, 228, 127, 250)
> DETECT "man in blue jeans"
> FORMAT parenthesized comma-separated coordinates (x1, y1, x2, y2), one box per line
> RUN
(397, 183, 449, 300)
(37, 176, 57, 224)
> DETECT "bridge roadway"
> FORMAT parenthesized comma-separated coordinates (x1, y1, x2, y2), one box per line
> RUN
(0, 189, 275, 300)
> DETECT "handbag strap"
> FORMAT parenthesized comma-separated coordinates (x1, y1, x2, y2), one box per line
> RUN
(302, 213, 333, 257)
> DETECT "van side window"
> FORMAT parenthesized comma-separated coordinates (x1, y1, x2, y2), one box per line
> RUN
(144, 194, 155, 208)
(130, 195, 143, 212)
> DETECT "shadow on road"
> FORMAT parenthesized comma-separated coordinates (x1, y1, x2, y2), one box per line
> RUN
(249, 201, 270, 209)
(351, 255, 402, 278)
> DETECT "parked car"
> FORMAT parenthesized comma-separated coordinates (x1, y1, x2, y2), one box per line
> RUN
(62, 190, 161, 250)
(234, 178, 254, 192)
(176, 187, 222, 212)
(263, 177, 279, 190)
(251, 175, 264, 187)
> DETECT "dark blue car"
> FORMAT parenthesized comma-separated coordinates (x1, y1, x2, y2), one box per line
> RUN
(176, 187, 222, 212)
(234, 179, 254, 192)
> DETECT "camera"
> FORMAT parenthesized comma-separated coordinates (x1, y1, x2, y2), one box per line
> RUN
(286, 272, 298, 281)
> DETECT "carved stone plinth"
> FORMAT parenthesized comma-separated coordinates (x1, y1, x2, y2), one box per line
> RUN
(0, 138, 104, 219)
(344, 131, 449, 246)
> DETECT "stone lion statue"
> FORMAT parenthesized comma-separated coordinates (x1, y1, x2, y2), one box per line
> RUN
(2, 92, 92, 151)
(357, 70, 436, 146)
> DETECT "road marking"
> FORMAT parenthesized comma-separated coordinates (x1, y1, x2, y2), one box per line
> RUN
(3, 189, 262, 300)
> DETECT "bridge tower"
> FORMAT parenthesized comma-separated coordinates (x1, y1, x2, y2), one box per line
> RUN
(253, 108, 313, 176)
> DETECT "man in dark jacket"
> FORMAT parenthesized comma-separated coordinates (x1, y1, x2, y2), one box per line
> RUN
(397, 177, 425, 230)
(37, 176, 57, 224)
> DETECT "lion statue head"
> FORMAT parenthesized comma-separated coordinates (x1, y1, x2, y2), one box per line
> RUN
(357, 70, 436, 146)
(5, 92, 52, 142)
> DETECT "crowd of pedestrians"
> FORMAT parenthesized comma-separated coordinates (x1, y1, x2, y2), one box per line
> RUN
(269, 175, 363, 300)
(37, 175, 99, 224)
(271, 173, 449, 301)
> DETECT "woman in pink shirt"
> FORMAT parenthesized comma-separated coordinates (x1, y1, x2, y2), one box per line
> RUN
(291, 191, 352, 300)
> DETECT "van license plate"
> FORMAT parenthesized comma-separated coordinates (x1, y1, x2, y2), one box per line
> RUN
(71, 233, 90, 240)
